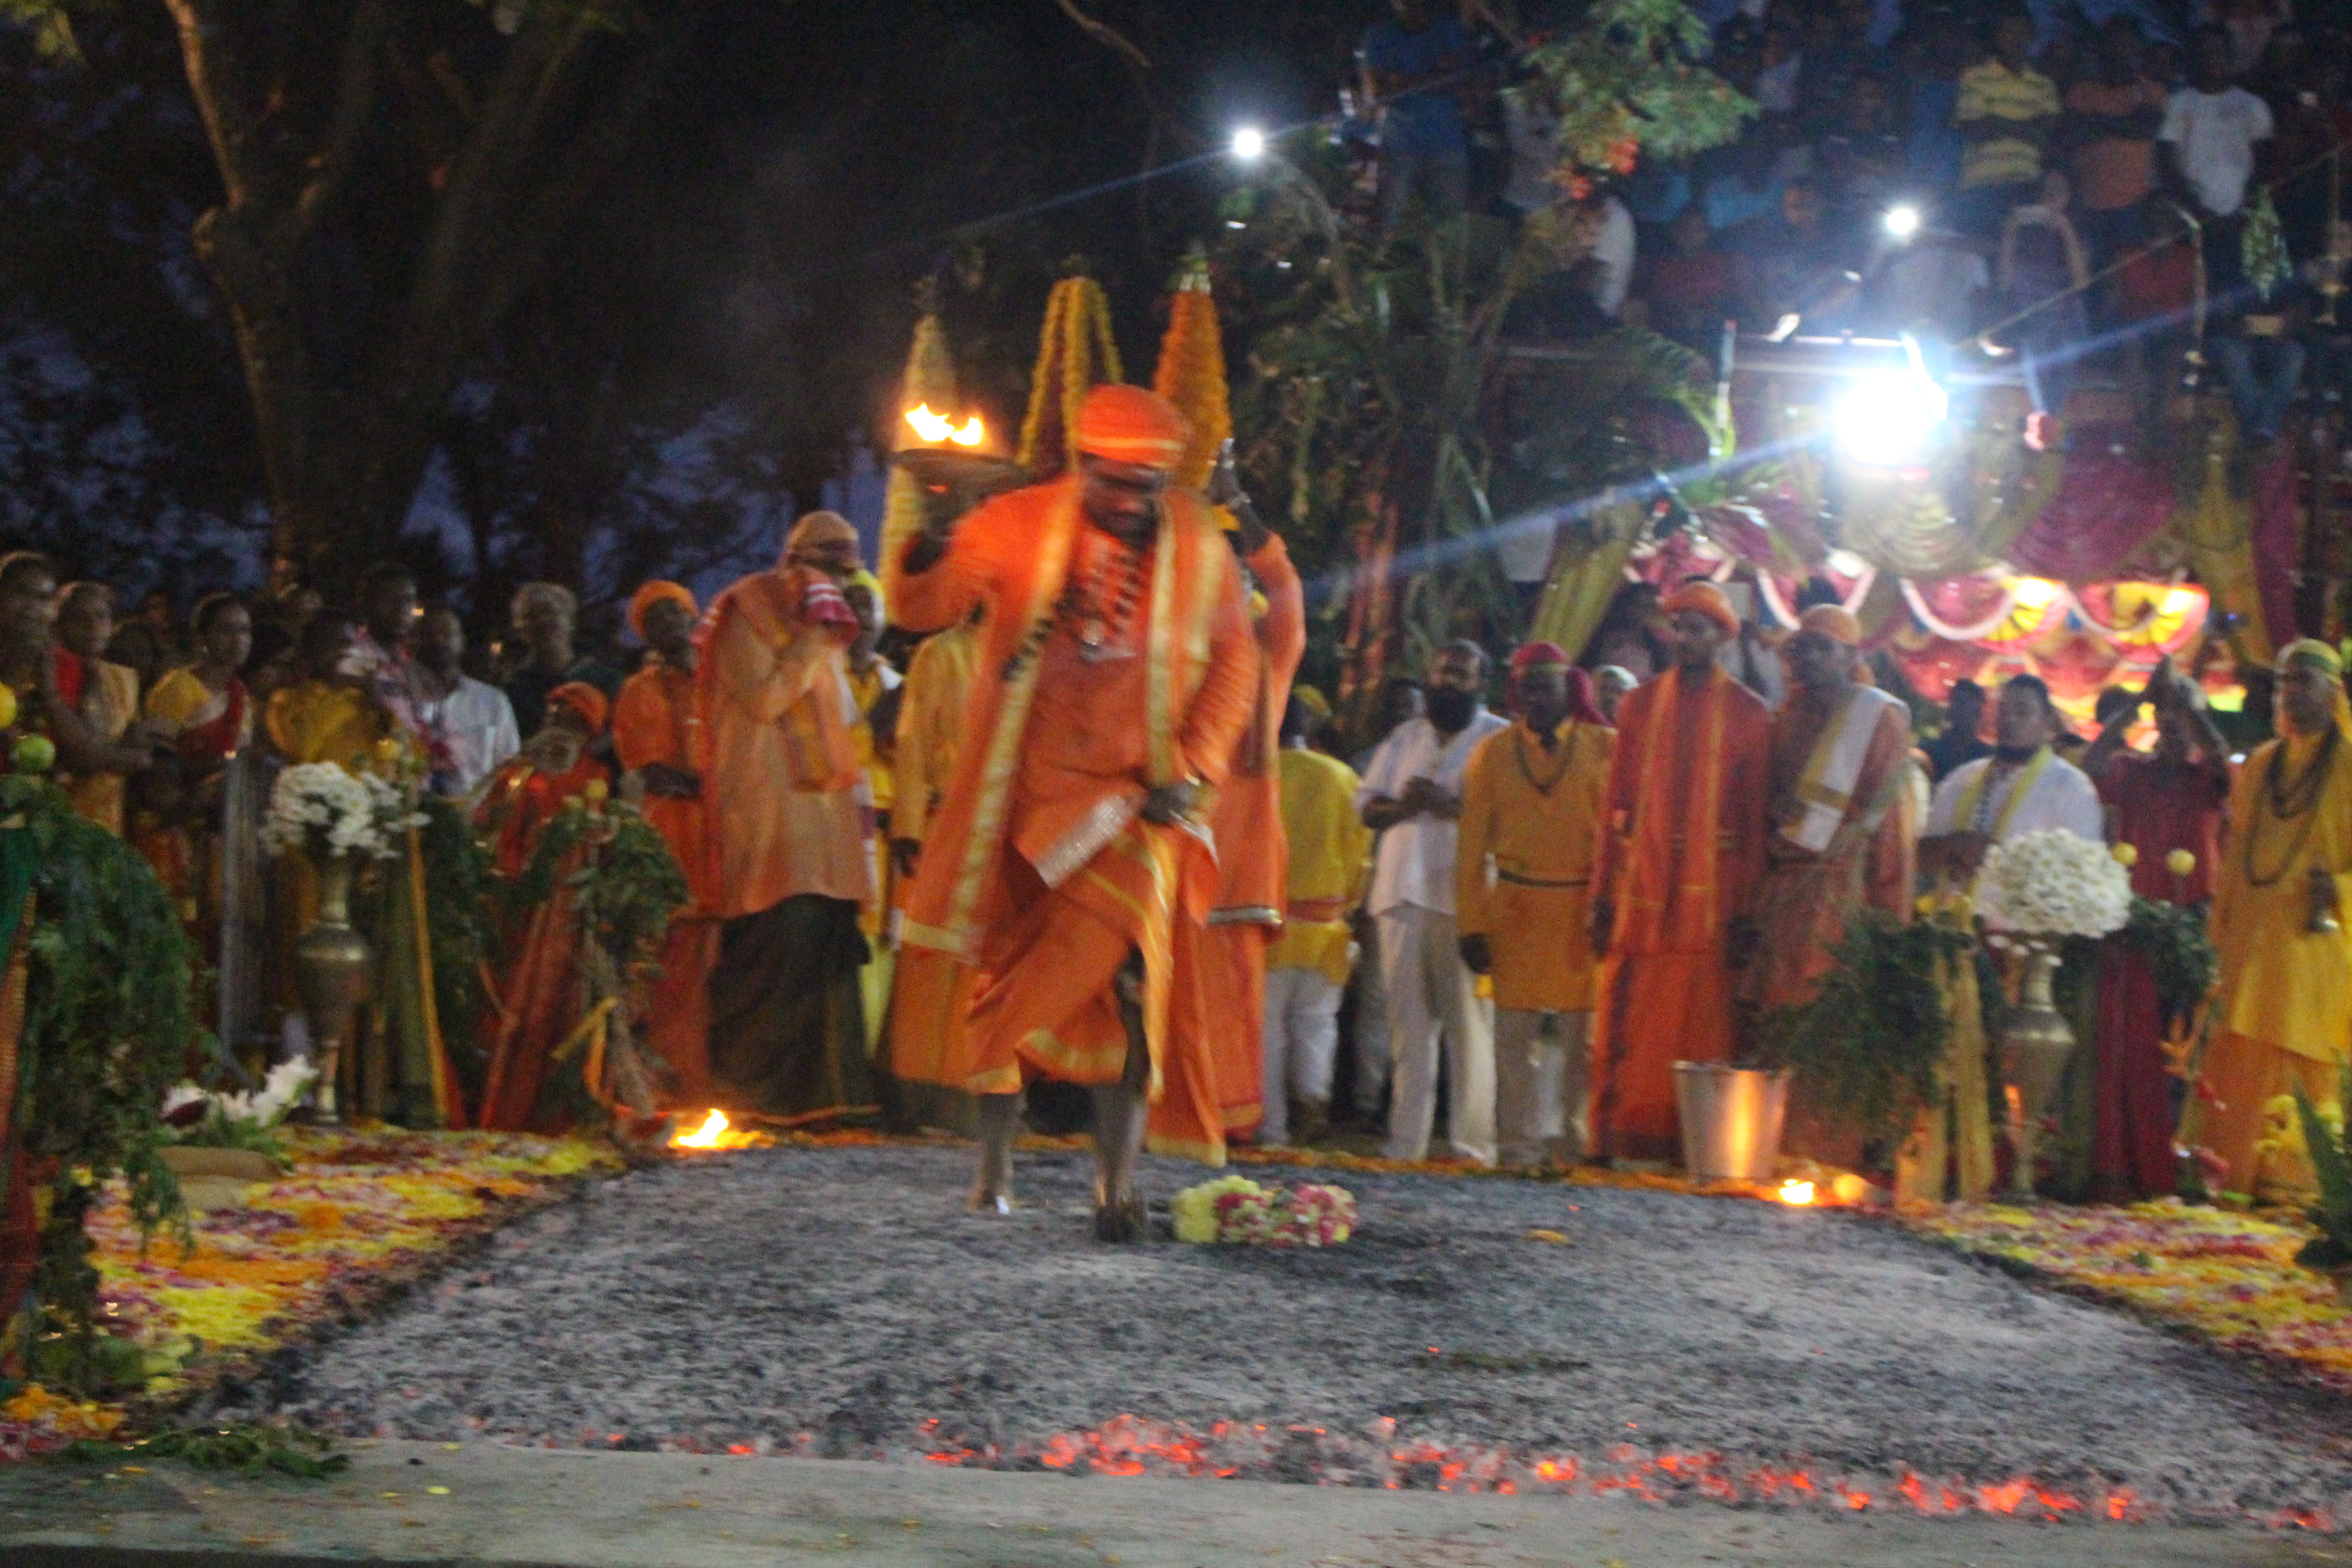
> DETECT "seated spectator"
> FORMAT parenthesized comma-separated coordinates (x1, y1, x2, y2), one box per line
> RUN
(2248, 26, 2347, 260)
(1641, 207, 1738, 349)
(2212, 276, 2306, 448)
(1360, 0, 1474, 233)
(2113, 201, 2199, 434)
(2157, 27, 2274, 297)
(1955, 10, 2062, 237)
(1701, 131, 1789, 234)
(1997, 172, 2093, 416)
(1733, 179, 1862, 331)
(1816, 76, 1907, 218)
(1863, 214, 1991, 342)
(2063, 17, 2170, 270)
(1902, 17, 1972, 195)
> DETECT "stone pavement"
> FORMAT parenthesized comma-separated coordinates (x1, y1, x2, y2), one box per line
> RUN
(1, 1439, 2345, 1568)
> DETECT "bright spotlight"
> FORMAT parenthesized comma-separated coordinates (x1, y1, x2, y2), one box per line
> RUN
(1884, 204, 1922, 240)
(1231, 126, 1267, 161)
(1834, 369, 1948, 468)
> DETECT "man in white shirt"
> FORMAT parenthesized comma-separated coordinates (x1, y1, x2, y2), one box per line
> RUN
(1356, 640, 1509, 1164)
(1918, 672, 2104, 903)
(414, 606, 520, 800)
(2157, 29, 2272, 223)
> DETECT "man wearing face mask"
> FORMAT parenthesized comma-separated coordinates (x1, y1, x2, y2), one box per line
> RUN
(1590, 582, 1772, 1166)
(698, 510, 878, 1124)
(1356, 640, 1509, 1164)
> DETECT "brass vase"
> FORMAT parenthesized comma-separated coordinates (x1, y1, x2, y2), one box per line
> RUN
(1998, 945, 2075, 1200)
(293, 855, 372, 1124)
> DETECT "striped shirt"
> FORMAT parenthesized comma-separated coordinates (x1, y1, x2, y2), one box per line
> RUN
(1956, 61, 2059, 190)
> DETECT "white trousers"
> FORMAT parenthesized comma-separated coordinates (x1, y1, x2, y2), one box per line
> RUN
(1494, 1007, 1592, 1167)
(1347, 911, 1390, 1114)
(1260, 966, 1343, 1144)
(1377, 904, 1496, 1166)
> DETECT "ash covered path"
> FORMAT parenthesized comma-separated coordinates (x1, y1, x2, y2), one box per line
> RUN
(246, 1144, 2352, 1526)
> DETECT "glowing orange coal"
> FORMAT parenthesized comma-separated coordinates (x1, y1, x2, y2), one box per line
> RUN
(669, 1109, 766, 1151)
(1777, 1178, 1816, 1207)
(904, 404, 984, 447)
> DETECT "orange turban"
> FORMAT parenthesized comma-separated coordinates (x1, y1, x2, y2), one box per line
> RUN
(545, 681, 609, 736)
(783, 510, 857, 568)
(627, 581, 696, 640)
(1659, 581, 1739, 638)
(1073, 384, 1192, 470)
(1797, 603, 1861, 646)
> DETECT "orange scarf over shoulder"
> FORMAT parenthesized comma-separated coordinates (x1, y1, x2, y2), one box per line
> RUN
(1616, 665, 1731, 952)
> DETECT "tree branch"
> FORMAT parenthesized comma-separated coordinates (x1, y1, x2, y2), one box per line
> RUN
(162, 0, 264, 208)
(278, 0, 392, 253)
(1047, 0, 1152, 74)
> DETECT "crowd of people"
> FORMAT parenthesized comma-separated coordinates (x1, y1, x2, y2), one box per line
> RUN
(1354, 0, 2351, 447)
(8, 370, 2338, 1223)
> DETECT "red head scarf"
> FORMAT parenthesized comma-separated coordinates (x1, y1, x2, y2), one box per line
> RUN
(1073, 385, 1192, 470)
(1562, 667, 1612, 726)
(545, 681, 609, 736)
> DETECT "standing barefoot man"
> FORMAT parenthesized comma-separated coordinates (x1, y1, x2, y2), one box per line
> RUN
(886, 385, 1257, 1239)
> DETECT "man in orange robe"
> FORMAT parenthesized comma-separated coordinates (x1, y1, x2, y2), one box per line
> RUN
(1737, 604, 1914, 1165)
(1590, 581, 1771, 1164)
(612, 581, 717, 1109)
(1181, 455, 1305, 1142)
(887, 384, 1256, 1239)
(698, 512, 876, 1120)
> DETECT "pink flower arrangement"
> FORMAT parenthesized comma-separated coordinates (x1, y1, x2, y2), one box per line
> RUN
(1174, 1177, 1356, 1246)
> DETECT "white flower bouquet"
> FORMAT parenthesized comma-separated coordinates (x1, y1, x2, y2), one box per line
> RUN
(1979, 828, 2132, 938)
(259, 762, 420, 862)
(161, 1060, 318, 1160)
(1171, 1175, 1356, 1246)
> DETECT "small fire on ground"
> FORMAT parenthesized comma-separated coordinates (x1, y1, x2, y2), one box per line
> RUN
(668, 1110, 770, 1152)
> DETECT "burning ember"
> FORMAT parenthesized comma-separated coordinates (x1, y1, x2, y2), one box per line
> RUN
(669, 1110, 766, 1152)
(904, 404, 984, 447)
(1776, 1178, 1816, 1207)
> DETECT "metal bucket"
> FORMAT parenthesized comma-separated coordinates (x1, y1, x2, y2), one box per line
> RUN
(1673, 1062, 1791, 1182)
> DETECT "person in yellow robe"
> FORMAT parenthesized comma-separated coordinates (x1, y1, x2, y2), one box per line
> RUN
(883, 609, 980, 1127)
(54, 582, 154, 836)
(1456, 644, 1615, 1169)
(1259, 694, 1371, 1145)
(2186, 638, 2352, 1203)
(843, 570, 903, 1055)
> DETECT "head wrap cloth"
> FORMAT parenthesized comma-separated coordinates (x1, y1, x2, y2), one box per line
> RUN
(627, 581, 696, 640)
(1797, 604, 1861, 645)
(1073, 385, 1192, 470)
(546, 681, 609, 736)
(1659, 581, 1740, 638)
(2278, 638, 2344, 678)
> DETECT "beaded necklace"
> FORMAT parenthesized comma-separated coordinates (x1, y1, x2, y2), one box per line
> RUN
(2244, 725, 2338, 889)
(1059, 527, 1149, 662)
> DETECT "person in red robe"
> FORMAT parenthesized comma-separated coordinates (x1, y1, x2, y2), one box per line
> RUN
(474, 682, 614, 1129)
(1589, 581, 1772, 1164)
(1177, 449, 1305, 1143)
(887, 384, 1256, 1239)
(2085, 655, 2229, 1199)
(612, 582, 717, 1110)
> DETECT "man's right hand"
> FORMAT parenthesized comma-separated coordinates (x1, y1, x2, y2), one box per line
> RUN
(1927, 830, 1993, 879)
(640, 763, 701, 800)
(892, 837, 922, 879)
(1589, 900, 1614, 956)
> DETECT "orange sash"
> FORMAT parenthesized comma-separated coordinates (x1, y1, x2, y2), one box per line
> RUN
(1614, 666, 1730, 953)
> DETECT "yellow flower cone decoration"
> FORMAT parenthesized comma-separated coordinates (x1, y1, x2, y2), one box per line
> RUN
(879, 300, 960, 602)
(1017, 274, 1123, 482)
(1151, 256, 1231, 494)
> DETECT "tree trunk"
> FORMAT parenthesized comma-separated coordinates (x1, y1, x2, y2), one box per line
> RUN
(163, 0, 681, 591)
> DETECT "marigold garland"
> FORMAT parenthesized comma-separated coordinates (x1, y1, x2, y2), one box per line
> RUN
(1151, 257, 1230, 492)
(1018, 273, 1122, 480)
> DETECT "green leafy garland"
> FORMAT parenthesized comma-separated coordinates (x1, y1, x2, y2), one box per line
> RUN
(1755, 912, 1976, 1143)
(0, 773, 193, 1393)
(2117, 895, 2217, 1032)
(506, 801, 687, 972)
(2292, 1060, 2352, 1271)
(414, 796, 497, 1097)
